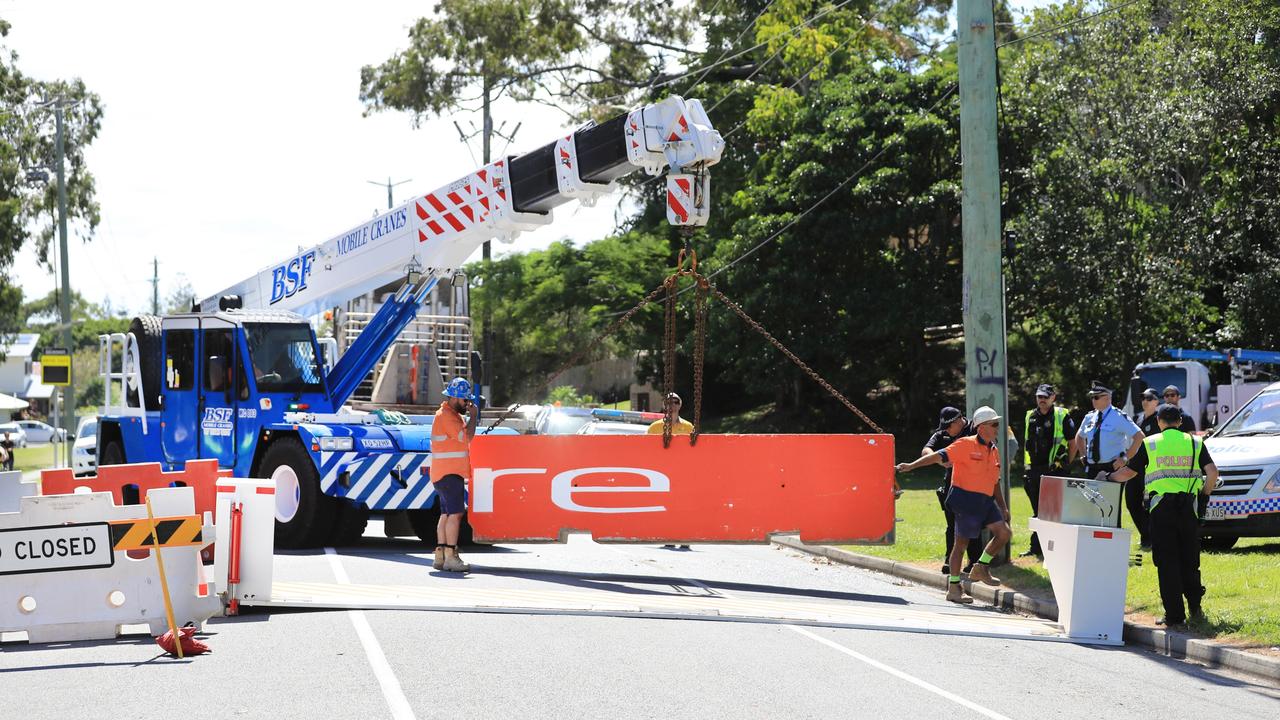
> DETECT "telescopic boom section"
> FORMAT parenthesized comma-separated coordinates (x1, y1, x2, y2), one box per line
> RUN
(200, 96, 724, 320)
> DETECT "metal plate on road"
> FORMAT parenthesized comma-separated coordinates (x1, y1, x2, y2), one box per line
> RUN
(0, 522, 114, 576)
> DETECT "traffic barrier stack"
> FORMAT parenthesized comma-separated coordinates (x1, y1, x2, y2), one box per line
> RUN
(0, 485, 220, 644)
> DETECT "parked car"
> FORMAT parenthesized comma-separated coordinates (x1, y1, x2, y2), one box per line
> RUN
(15, 419, 67, 444)
(1201, 382, 1280, 549)
(72, 416, 98, 477)
(534, 406, 597, 435)
(0, 422, 29, 449)
(577, 421, 650, 435)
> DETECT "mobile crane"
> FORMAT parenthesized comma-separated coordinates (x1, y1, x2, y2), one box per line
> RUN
(94, 96, 724, 548)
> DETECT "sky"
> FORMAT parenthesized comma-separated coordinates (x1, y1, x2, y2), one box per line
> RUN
(3, 0, 1059, 317)
(2, 0, 628, 316)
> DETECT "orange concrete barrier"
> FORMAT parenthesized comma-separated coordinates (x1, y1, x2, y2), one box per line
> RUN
(468, 434, 895, 544)
(41, 460, 229, 561)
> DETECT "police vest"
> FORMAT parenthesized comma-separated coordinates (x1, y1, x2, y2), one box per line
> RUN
(430, 403, 471, 480)
(1142, 429, 1203, 496)
(1024, 406, 1069, 467)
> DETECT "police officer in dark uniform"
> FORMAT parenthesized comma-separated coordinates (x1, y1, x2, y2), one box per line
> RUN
(1129, 388, 1161, 549)
(1019, 384, 1077, 558)
(1161, 385, 1197, 431)
(1107, 403, 1218, 625)
(923, 407, 982, 575)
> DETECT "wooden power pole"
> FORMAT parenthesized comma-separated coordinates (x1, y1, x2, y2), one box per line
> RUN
(957, 0, 1010, 560)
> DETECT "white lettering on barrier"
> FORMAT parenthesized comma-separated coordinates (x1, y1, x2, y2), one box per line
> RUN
(471, 466, 669, 514)
(0, 523, 113, 575)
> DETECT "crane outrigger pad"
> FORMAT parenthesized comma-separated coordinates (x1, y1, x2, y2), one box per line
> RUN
(468, 434, 895, 544)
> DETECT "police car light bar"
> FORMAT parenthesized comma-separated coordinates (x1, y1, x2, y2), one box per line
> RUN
(591, 408, 664, 424)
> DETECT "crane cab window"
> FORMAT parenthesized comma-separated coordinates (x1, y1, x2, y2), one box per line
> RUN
(165, 330, 195, 391)
(203, 328, 248, 400)
(243, 323, 324, 393)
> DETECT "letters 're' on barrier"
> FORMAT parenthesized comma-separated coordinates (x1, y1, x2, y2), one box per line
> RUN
(0, 486, 220, 644)
(468, 434, 895, 544)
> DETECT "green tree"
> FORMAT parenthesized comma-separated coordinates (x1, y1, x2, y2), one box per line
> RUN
(0, 18, 103, 346)
(999, 0, 1280, 396)
(359, 0, 699, 125)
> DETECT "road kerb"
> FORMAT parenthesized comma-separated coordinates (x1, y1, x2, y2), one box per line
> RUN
(771, 535, 1280, 684)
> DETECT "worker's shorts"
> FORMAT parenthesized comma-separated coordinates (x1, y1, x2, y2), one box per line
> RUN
(946, 486, 1003, 540)
(433, 474, 467, 515)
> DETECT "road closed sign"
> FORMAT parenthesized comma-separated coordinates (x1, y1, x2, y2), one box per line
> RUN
(0, 523, 115, 576)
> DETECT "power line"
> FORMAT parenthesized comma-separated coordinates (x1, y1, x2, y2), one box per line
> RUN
(697, 83, 960, 287)
(996, 0, 1146, 50)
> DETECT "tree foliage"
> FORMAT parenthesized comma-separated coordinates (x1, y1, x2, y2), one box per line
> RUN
(1000, 0, 1280, 394)
(0, 18, 103, 345)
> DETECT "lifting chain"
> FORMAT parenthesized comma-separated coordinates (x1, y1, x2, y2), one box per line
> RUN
(481, 280, 670, 434)
(659, 247, 710, 448)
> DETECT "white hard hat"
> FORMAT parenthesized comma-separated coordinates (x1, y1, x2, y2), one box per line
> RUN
(971, 406, 1001, 425)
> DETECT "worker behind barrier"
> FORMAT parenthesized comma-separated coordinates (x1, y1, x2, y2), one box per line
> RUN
(1104, 403, 1217, 626)
(896, 406, 1014, 604)
(923, 406, 981, 575)
(431, 377, 481, 573)
(649, 392, 693, 549)
(1019, 384, 1078, 560)
(647, 392, 694, 436)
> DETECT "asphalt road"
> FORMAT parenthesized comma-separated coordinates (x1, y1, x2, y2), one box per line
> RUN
(2, 526, 1278, 720)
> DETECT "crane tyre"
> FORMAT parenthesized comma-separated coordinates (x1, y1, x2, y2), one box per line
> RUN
(329, 499, 370, 547)
(258, 437, 336, 549)
(126, 314, 164, 409)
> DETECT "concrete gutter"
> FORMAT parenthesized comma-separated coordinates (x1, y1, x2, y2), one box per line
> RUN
(772, 535, 1280, 684)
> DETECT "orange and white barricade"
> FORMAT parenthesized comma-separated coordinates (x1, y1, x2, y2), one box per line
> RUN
(0, 485, 219, 644)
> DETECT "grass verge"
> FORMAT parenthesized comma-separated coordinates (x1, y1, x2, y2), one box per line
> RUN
(11, 443, 59, 473)
(847, 468, 1280, 649)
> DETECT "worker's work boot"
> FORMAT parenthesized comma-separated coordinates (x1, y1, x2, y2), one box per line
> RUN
(946, 582, 973, 604)
(443, 553, 470, 573)
(433, 545, 445, 571)
(968, 563, 1001, 586)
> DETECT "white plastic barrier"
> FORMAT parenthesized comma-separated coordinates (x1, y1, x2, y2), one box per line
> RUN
(1029, 517, 1131, 645)
(0, 469, 39, 513)
(0, 487, 220, 643)
(213, 478, 276, 611)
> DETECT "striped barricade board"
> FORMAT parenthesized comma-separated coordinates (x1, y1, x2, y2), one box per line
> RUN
(0, 486, 219, 645)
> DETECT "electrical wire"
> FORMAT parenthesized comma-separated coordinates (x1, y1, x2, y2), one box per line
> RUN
(996, 0, 1146, 50)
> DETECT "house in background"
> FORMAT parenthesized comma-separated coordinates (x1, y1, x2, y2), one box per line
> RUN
(0, 333, 52, 418)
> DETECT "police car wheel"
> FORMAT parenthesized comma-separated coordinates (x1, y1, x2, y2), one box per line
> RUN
(260, 437, 336, 549)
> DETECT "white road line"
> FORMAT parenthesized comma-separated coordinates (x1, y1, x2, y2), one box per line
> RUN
(785, 625, 1014, 720)
(325, 548, 416, 720)
(621, 546, 1013, 720)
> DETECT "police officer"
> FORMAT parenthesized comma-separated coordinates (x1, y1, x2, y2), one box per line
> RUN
(1107, 403, 1218, 625)
(1161, 385, 1197, 431)
(1129, 388, 1161, 549)
(1073, 380, 1145, 507)
(1019, 384, 1077, 558)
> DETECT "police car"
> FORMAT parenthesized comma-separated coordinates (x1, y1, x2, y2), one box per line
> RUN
(1201, 381, 1280, 549)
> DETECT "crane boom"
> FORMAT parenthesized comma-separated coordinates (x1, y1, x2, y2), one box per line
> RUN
(200, 96, 724, 319)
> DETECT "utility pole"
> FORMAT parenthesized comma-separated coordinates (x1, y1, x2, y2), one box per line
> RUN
(366, 177, 412, 210)
(54, 100, 75, 467)
(957, 0, 1009, 561)
(481, 82, 494, 400)
(151, 257, 160, 315)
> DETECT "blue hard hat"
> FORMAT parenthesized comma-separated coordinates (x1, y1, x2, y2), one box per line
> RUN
(443, 377, 472, 399)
